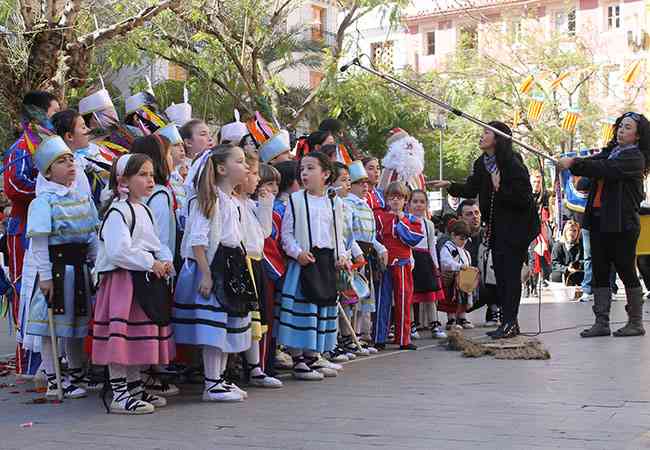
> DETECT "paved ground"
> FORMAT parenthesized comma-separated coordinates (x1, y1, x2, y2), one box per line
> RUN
(1, 293, 650, 450)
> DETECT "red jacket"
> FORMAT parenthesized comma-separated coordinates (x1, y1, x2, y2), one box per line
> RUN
(375, 210, 424, 264)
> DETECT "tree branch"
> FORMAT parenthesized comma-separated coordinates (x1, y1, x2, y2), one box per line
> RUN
(57, 0, 82, 41)
(76, 0, 180, 47)
(19, 0, 35, 30)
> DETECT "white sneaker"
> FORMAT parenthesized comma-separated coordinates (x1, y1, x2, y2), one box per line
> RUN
(432, 326, 448, 339)
(223, 381, 248, 399)
(365, 345, 378, 354)
(579, 293, 594, 302)
(326, 346, 349, 363)
(309, 357, 340, 377)
(411, 330, 421, 340)
(249, 373, 283, 388)
(110, 379, 154, 414)
(292, 361, 324, 381)
(46, 374, 87, 399)
(202, 380, 243, 402)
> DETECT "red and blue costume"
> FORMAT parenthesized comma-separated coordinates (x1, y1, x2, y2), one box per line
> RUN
(3, 122, 50, 374)
(373, 210, 423, 346)
(365, 187, 385, 213)
(261, 198, 288, 372)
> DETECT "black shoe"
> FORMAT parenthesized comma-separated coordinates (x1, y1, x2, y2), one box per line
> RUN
(491, 322, 519, 339)
(374, 343, 386, 351)
(400, 343, 417, 351)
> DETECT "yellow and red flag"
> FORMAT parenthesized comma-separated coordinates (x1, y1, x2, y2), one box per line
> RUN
(561, 108, 580, 133)
(512, 109, 520, 129)
(550, 72, 571, 90)
(527, 96, 545, 121)
(600, 118, 616, 144)
(519, 74, 535, 94)
(623, 60, 642, 84)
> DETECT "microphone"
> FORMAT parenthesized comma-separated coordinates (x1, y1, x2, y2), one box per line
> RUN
(327, 185, 343, 198)
(340, 57, 359, 73)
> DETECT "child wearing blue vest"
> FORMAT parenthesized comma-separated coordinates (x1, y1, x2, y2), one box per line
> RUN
(24, 136, 99, 399)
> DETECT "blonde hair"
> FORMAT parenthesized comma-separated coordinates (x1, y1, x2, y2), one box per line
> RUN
(196, 143, 241, 218)
(561, 219, 581, 243)
(385, 181, 409, 199)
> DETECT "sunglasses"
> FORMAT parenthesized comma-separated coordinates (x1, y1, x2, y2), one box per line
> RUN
(623, 112, 641, 123)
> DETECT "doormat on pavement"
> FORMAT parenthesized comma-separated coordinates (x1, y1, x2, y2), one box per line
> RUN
(446, 330, 551, 360)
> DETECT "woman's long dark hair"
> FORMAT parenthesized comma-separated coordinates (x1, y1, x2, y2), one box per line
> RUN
(606, 112, 650, 173)
(487, 121, 520, 168)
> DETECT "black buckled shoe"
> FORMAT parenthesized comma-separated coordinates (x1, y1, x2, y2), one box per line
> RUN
(490, 322, 519, 339)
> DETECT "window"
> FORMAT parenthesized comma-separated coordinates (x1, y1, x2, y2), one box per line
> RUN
(311, 5, 326, 41)
(459, 26, 478, 50)
(167, 63, 187, 81)
(607, 4, 621, 30)
(425, 31, 435, 55)
(309, 71, 324, 89)
(555, 10, 576, 35)
(371, 41, 394, 70)
(509, 20, 522, 43)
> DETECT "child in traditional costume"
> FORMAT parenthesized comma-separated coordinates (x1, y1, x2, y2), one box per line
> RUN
(124, 91, 168, 136)
(235, 151, 282, 388)
(131, 134, 181, 397)
(374, 181, 424, 351)
(275, 152, 349, 380)
(439, 220, 475, 330)
(330, 162, 367, 360)
(408, 190, 447, 339)
(5, 91, 59, 376)
(172, 144, 255, 402)
(23, 136, 98, 398)
(51, 109, 111, 208)
(92, 153, 174, 414)
(344, 161, 388, 346)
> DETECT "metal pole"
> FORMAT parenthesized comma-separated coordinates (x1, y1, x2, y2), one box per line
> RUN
(439, 128, 443, 180)
(349, 59, 557, 164)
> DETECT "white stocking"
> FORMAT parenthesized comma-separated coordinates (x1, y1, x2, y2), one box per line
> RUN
(40, 337, 55, 374)
(202, 346, 223, 382)
(245, 345, 263, 377)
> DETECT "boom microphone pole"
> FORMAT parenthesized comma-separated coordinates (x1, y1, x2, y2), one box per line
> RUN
(340, 58, 557, 164)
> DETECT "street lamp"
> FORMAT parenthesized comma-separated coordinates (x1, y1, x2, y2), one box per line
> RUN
(427, 110, 447, 180)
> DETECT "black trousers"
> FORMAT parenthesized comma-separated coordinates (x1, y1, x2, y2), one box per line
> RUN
(590, 219, 640, 289)
(493, 246, 528, 324)
(637, 255, 650, 289)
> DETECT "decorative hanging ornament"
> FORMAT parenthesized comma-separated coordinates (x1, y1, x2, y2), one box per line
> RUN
(519, 74, 535, 94)
(550, 71, 571, 91)
(600, 117, 617, 144)
(527, 95, 545, 121)
(561, 108, 580, 133)
(623, 60, 642, 84)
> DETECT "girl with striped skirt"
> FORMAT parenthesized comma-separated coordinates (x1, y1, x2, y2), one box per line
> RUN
(132, 133, 181, 397)
(172, 144, 254, 402)
(235, 150, 282, 388)
(92, 153, 175, 415)
(275, 152, 350, 380)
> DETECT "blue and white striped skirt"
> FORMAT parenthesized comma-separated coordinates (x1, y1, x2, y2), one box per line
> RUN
(172, 259, 251, 353)
(273, 261, 338, 353)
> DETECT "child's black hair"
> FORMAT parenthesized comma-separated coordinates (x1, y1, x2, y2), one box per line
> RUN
(301, 151, 335, 184)
(275, 160, 300, 194)
(332, 161, 349, 181)
(51, 109, 80, 138)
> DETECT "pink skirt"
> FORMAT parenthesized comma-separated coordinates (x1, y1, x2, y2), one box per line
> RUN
(92, 270, 175, 366)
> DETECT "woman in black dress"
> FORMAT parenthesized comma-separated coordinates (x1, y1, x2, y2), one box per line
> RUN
(430, 121, 539, 338)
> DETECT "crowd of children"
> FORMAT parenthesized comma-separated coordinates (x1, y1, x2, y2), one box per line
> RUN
(5, 88, 485, 415)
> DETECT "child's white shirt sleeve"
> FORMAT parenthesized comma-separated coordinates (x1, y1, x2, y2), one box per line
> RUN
(281, 199, 302, 260)
(31, 236, 52, 281)
(440, 243, 462, 272)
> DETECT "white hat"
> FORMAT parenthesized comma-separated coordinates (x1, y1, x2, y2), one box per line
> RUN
(155, 123, 183, 145)
(220, 110, 248, 144)
(125, 92, 152, 115)
(79, 89, 114, 116)
(165, 103, 192, 127)
(259, 130, 291, 163)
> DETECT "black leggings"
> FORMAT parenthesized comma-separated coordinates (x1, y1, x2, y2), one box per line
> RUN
(590, 219, 640, 289)
(493, 246, 528, 324)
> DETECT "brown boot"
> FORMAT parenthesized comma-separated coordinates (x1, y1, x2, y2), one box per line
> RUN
(580, 287, 611, 338)
(613, 287, 645, 337)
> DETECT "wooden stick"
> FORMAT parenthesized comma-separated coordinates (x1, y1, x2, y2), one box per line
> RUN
(47, 308, 64, 401)
(337, 302, 362, 349)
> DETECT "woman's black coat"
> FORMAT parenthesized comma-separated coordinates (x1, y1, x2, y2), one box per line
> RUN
(448, 152, 539, 252)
